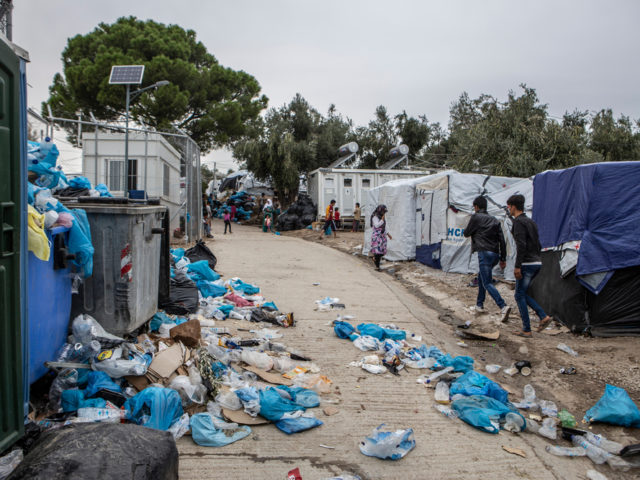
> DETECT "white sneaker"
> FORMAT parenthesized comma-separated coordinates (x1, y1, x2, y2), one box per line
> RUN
(500, 306, 512, 323)
(471, 306, 485, 314)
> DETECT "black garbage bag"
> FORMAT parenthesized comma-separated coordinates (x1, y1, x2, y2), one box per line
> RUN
(185, 239, 217, 271)
(160, 272, 199, 315)
(8, 423, 178, 480)
(301, 213, 315, 226)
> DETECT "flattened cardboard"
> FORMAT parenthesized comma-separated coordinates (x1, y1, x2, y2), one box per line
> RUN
(243, 365, 293, 386)
(461, 329, 500, 340)
(125, 375, 151, 392)
(148, 343, 183, 378)
(222, 408, 270, 425)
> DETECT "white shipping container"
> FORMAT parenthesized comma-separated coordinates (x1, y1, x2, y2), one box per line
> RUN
(308, 168, 431, 219)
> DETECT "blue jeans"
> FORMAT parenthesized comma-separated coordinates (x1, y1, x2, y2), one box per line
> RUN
(515, 264, 547, 332)
(477, 251, 506, 309)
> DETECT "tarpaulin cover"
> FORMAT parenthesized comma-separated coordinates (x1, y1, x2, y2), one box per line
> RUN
(533, 162, 640, 279)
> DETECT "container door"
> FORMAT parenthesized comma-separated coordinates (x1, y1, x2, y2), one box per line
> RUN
(415, 190, 433, 246)
(342, 177, 354, 215)
(0, 38, 25, 451)
(322, 176, 336, 217)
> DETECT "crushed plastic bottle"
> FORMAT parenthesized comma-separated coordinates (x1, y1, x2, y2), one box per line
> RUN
(545, 445, 587, 457)
(504, 412, 525, 432)
(586, 470, 609, 480)
(571, 435, 611, 465)
(434, 381, 450, 404)
(539, 400, 558, 417)
(538, 417, 557, 440)
(558, 409, 577, 428)
(421, 366, 454, 385)
(75, 407, 123, 423)
(434, 404, 458, 420)
(583, 432, 623, 455)
(557, 343, 579, 357)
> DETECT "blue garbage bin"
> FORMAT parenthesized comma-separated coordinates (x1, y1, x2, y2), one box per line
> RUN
(28, 225, 72, 384)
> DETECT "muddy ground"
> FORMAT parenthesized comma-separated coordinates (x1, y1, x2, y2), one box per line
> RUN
(284, 228, 640, 448)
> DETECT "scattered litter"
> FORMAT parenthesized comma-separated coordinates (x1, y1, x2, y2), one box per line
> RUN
(502, 445, 526, 458)
(586, 470, 609, 480)
(559, 367, 577, 375)
(485, 364, 501, 374)
(288, 468, 303, 480)
(359, 424, 416, 460)
(0, 449, 23, 478)
(558, 409, 577, 428)
(319, 444, 336, 449)
(557, 343, 579, 357)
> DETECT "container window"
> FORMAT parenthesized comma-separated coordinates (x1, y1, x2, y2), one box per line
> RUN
(163, 163, 170, 196)
(106, 159, 137, 191)
(344, 178, 352, 187)
(325, 177, 334, 187)
(362, 178, 371, 188)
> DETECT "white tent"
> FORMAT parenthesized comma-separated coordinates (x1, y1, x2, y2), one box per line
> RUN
(364, 170, 533, 280)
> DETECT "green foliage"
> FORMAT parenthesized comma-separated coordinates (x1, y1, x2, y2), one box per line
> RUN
(43, 16, 267, 153)
(442, 85, 638, 177)
(233, 94, 353, 203)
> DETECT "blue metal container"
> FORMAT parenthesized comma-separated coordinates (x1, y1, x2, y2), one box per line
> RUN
(28, 226, 72, 384)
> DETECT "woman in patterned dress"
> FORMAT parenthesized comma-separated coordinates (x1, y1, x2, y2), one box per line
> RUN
(370, 205, 392, 271)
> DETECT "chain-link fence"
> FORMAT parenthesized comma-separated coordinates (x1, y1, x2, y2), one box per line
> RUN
(27, 109, 202, 243)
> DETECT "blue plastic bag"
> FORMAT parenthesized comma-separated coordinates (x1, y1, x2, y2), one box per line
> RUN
(418, 345, 443, 359)
(276, 386, 320, 408)
(196, 280, 227, 298)
(124, 387, 183, 431)
(187, 260, 220, 282)
(258, 387, 305, 421)
(69, 176, 92, 190)
(451, 395, 522, 434)
(359, 424, 416, 460)
(275, 416, 324, 434)
(190, 413, 251, 446)
(231, 279, 260, 295)
(84, 371, 122, 398)
(450, 371, 508, 404)
(583, 384, 640, 427)
(61, 389, 106, 412)
(95, 183, 113, 197)
(68, 209, 94, 278)
(357, 323, 406, 341)
(434, 354, 474, 373)
(334, 321, 357, 340)
(171, 248, 185, 261)
(262, 301, 278, 311)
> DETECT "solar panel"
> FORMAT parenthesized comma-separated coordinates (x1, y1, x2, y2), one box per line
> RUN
(109, 65, 145, 85)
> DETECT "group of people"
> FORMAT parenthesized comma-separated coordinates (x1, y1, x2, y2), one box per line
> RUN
(369, 193, 551, 337)
(318, 200, 362, 239)
(259, 193, 280, 233)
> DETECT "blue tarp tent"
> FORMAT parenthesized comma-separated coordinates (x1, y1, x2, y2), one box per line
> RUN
(530, 162, 640, 336)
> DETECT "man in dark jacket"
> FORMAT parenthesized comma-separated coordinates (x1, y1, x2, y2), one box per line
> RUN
(464, 196, 511, 322)
(507, 194, 553, 338)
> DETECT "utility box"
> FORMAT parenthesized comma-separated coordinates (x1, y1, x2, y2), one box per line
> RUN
(70, 204, 167, 335)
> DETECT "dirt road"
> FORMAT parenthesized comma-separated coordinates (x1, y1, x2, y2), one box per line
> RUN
(177, 221, 614, 479)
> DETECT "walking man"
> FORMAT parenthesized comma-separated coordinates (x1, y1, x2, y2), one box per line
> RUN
(507, 194, 553, 338)
(464, 196, 511, 322)
(319, 199, 337, 239)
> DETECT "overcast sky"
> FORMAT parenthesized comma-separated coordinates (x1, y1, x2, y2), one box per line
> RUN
(13, 0, 640, 173)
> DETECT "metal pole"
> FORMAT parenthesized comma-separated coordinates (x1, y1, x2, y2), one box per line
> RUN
(144, 131, 148, 194)
(77, 113, 82, 147)
(94, 123, 99, 187)
(124, 84, 130, 197)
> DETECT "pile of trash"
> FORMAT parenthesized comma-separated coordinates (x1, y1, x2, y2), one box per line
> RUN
(211, 191, 255, 222)
(276, 194, 316, 231)
(14, 241, 334, 474)
(26, 138, 117, 278)
(331, 315, 640, 470)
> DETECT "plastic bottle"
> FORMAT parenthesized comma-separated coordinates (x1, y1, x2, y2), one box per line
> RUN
(538, 418, 557, 440)
(557, 343, 579, 357)
(583, 432, 623, 455)
(523, 384, 536, 403)
(425, 366, 454, 384)
(504, 412, 525, 432)
(76, 407, 123, 423)
(434, 404, 458, 420)
(558, 409, 577, 428)
(545, 445, 587, 457)
(434, 381, 450, 404)
(571, 435, 611, 464)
